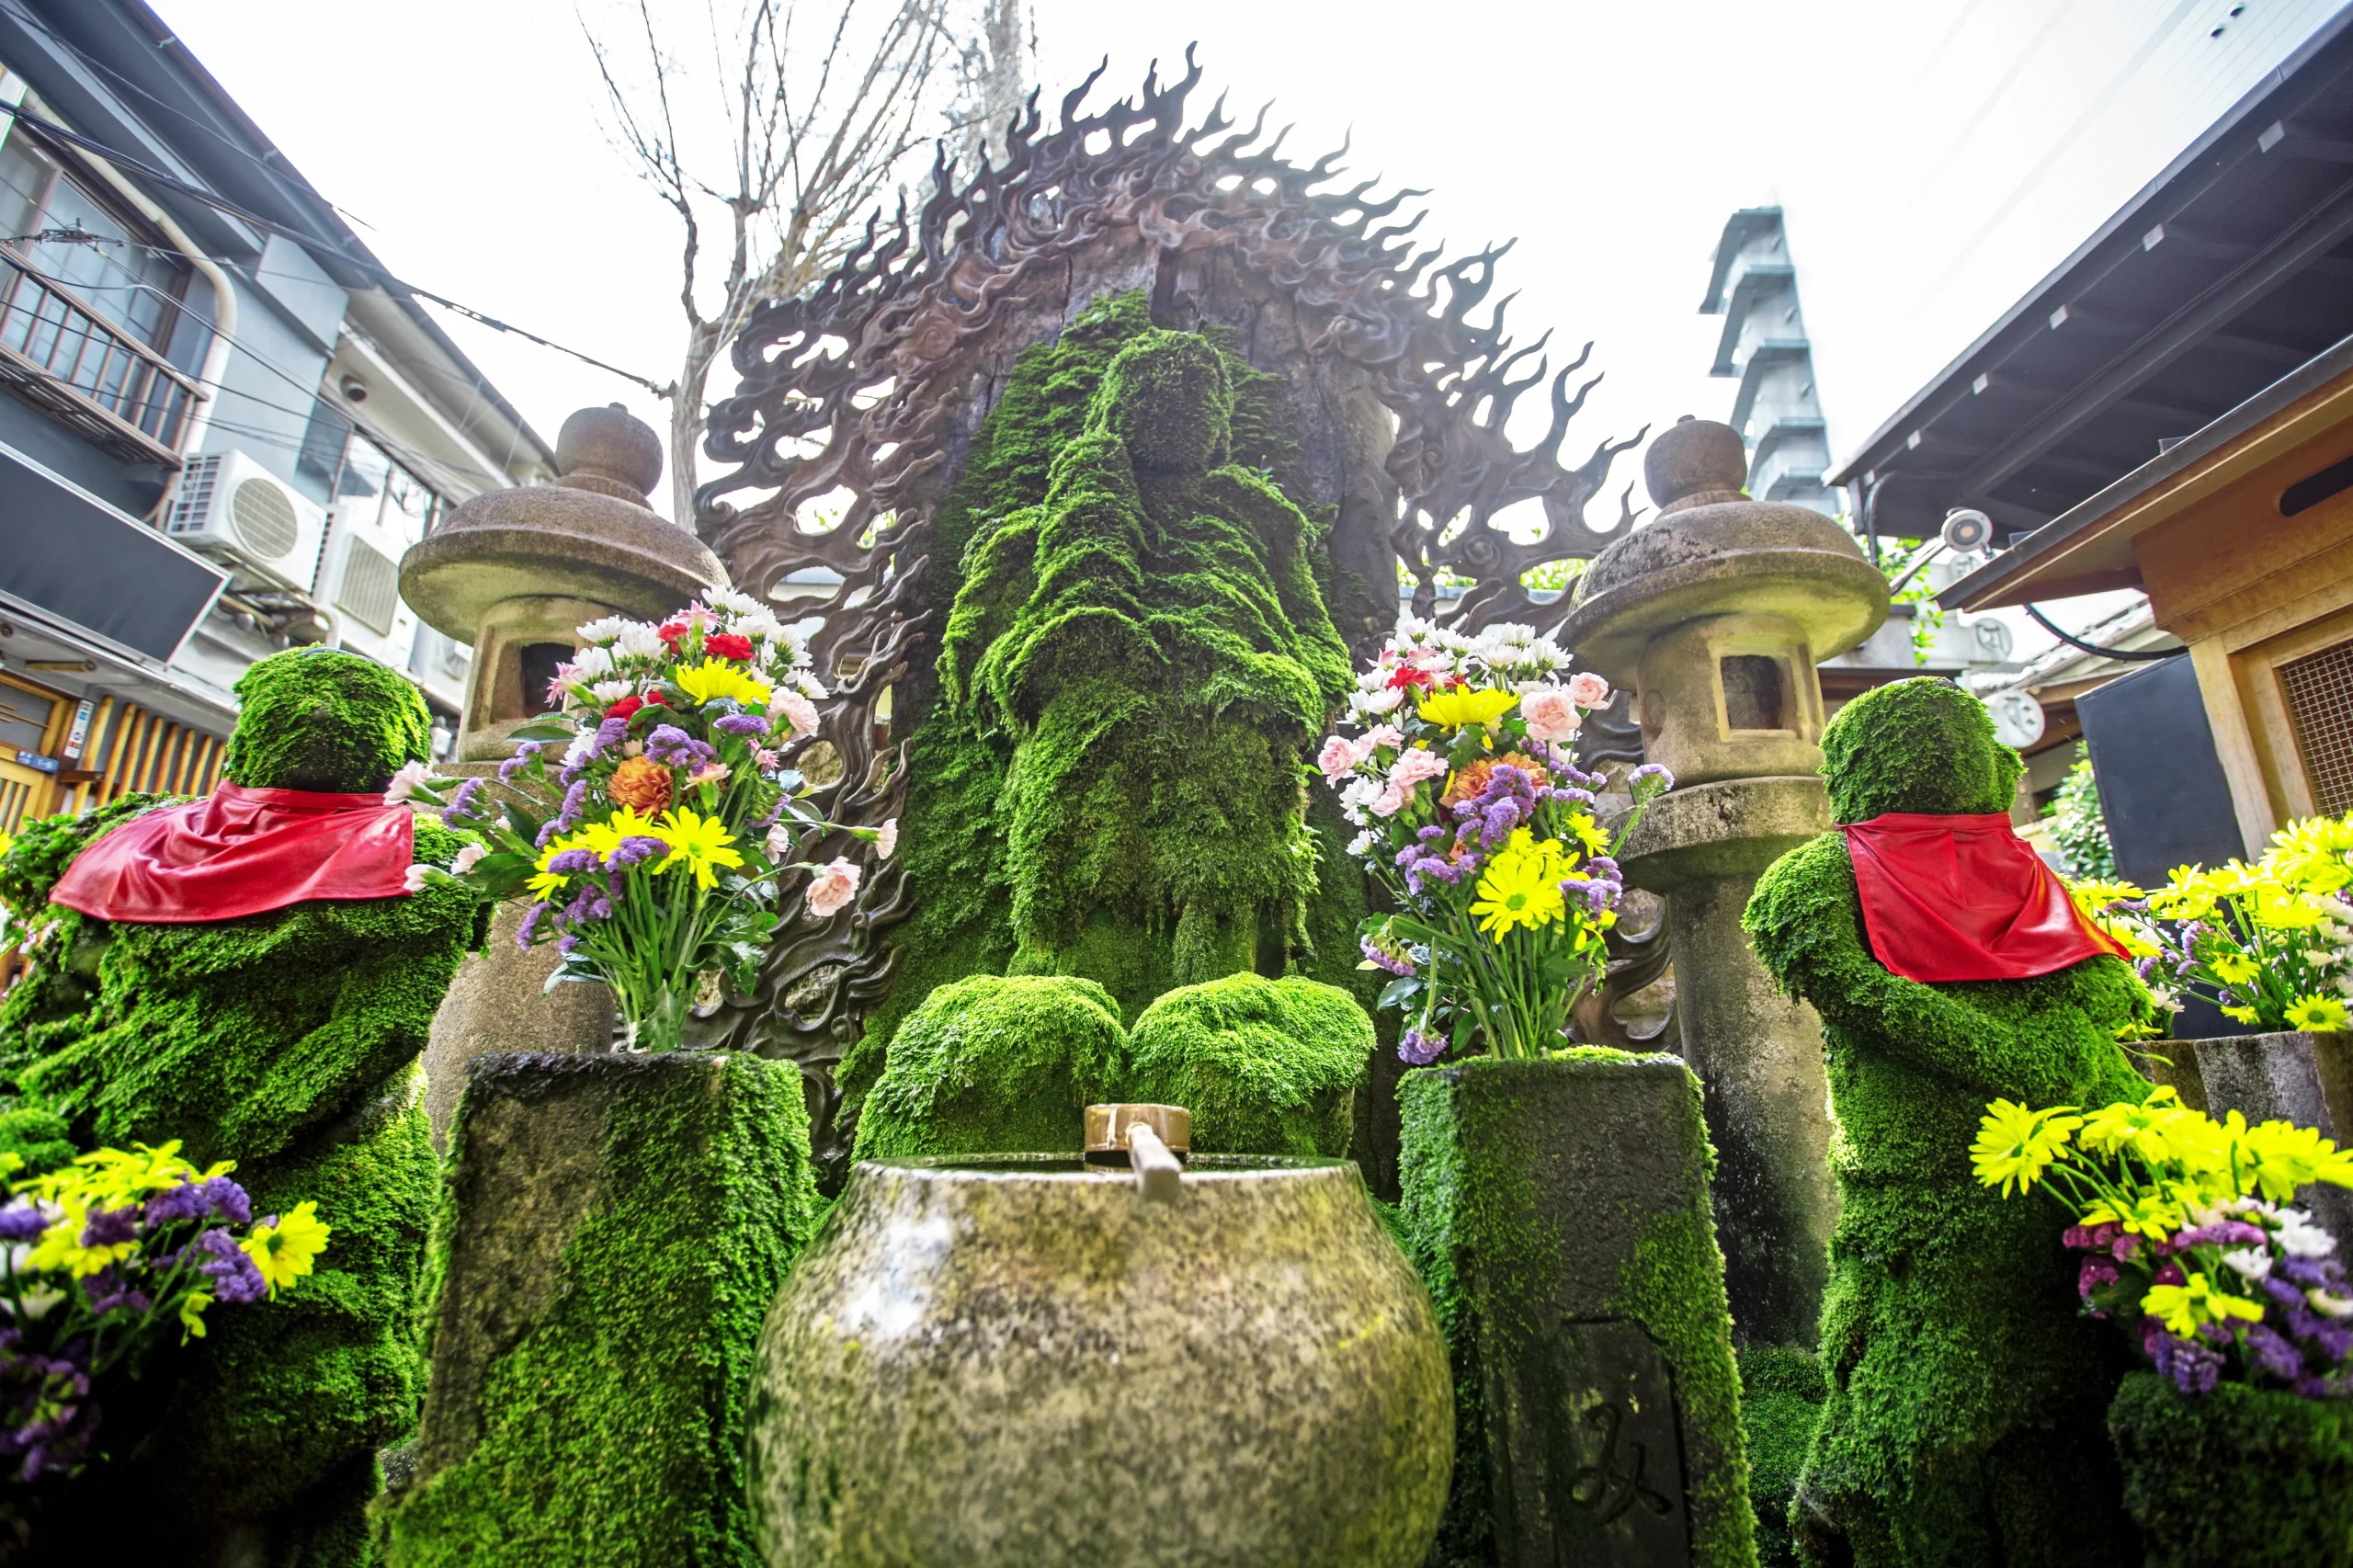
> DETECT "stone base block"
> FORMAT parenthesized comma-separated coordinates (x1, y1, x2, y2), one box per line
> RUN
(2189, 1031, 2353, 1243)
(1400, 1052, 1754, 1568)
(383, 1051, 819, 1567)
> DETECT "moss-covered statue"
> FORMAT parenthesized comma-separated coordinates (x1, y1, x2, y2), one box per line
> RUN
(0, 648, 484, 1563)
(1744, 677, 2153, 1566)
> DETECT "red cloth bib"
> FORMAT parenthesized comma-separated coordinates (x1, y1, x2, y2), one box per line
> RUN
(1841, 811, 2127, 983)
(50, 780, 415, 924)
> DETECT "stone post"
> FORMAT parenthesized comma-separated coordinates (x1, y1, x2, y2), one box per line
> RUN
(1557, 418, 1887, 1352)
(399, 406, 730, 1142)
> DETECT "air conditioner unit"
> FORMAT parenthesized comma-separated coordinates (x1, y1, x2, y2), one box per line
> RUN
(165, 451, 325, 593)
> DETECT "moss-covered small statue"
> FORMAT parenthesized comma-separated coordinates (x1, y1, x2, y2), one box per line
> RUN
(1744, 677, 2153, 1565)
(0, 648, 484, 1562)
(1125, 973, 1368, 1156)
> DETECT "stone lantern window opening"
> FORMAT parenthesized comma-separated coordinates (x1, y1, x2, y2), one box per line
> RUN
(516, 642, 573, 718)
(1719, 653, 1788, 733)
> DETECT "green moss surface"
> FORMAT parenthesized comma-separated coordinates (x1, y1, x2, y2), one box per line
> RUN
(1736, 1347, 1825, 1568)
(384, 1052, 821, 1567)
(2108, 1371, 2353, 1568)
(841, 290, 1369, 1134)
(1124, 973, 1368, 1156)
(1744, 677, 2150, 1566)
(223, 646, 434, 793)
(851, 974, 1128, 1159)
(1399, 1053, 1755, 1568)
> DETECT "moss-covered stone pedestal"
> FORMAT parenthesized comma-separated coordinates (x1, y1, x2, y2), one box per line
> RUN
(383, 1050, 820, 1567)
(1399, 1052, 1755, 1568)
(2108, 1372, 2353, 1568)
(746, 1152, 1449, 1567)
(2185, 1031, 2353, 1243)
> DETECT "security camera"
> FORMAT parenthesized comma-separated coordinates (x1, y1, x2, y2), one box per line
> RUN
(339, 374, 369, 403)
(1941, 507, 1994, 553)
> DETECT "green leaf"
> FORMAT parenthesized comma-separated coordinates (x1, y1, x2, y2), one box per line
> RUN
(1378, 975, 1422, 1010)
(506, 721, 577, 742)
(503, 801, 543, 842)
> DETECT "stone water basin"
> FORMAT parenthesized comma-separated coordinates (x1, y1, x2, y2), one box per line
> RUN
(747, 1153, 1452, 1568)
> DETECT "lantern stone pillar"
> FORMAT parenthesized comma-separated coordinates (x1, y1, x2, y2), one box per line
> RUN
(398, 405, 730, 1142)
(1559, 417, 1887, 1351)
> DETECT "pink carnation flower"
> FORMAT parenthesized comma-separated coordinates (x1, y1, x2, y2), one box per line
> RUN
(1520, 687, 1582, 744)
(1363, 723, 1404, 752)
(1568, 671, 1611, 708)
(1389, 747, 1450, 791)
(1318, 734, 1367, 783)
(805, 857, 862, 918)
(779, 692, 822, 741)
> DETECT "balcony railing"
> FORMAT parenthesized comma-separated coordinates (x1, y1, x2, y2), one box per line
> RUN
(0, 246, 201, 467)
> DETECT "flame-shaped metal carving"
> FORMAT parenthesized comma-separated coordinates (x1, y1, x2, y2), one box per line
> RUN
(689, 51, 1652, 1140)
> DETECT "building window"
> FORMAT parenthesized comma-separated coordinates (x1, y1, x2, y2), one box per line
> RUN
(2279, 638, 2353, 815)
(0, 127, 190, 352)
(292, 400, 443, 540)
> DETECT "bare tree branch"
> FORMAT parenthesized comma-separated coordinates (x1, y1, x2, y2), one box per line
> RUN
(584, 0, 991, 524)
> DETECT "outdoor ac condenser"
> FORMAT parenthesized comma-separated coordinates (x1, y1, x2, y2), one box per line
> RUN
(165, 451, 326, 595)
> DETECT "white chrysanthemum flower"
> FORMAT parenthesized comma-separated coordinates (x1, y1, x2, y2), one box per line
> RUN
(571, 645, 615, 679)
(575, 615, 631, 645)
(2278, 1208, 2337, 1258)
(2221, 1246, 2272, 1280)
(563, 733, 596, 768)
(1346, 829, 1377, 857)
(792, 670, 829, 700)
(706, 586, 762, 616)
(590, 680, 634, 703)
(735, 611, 786, 643)
(613, 622, 665, 659)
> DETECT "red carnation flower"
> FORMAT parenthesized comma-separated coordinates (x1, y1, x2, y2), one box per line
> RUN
(1384, 665, 1438, 691)
(657, 620, 688, 651)
(605, 691, 666, 722)
(704, 632, 755, 662)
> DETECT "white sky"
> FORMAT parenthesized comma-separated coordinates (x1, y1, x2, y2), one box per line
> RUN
(147, 0, 2344, 526)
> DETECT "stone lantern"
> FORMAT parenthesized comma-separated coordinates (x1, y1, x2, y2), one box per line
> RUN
(398, 404, 729, 1139)
(403, 404, 726, 762)
(1559, 416, 1886, 1352)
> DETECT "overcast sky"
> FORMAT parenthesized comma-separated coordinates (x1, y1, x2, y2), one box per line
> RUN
(148, 0, 2342, 526)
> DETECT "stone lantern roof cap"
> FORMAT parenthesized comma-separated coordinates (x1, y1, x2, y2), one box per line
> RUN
(1560, 418, 1888, 680)
(399, 403, 728, 639)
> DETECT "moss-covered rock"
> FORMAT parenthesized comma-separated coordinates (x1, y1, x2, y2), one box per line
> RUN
(1744, 676, 2151, 1565)
(1399, 1052, 1755, 1568)
(851, 974, 1127, 1159)
(1737, 1346, 1826, 1568)
(1123, 973, 1368, 1156)
(2108, 1371, 2353, 1568)
(384, 1051, 822, 1567)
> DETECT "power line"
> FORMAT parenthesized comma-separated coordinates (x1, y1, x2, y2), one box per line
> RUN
(0, 101, 671, 397)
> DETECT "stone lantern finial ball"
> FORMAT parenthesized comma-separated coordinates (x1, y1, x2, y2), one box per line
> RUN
(555, 403, 664, 500)
(1643, 416, 1749, 512)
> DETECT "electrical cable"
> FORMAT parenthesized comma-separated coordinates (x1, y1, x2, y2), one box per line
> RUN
(0, 101, 671, 397)
(2022, 603, 2179, 662)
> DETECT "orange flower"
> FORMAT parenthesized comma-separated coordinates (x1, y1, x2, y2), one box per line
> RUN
(1440, 752, 1551, 808)
(608, 756, 673, 815)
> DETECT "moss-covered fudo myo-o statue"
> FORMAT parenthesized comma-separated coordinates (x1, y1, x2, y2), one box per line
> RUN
(7, 648, 484, 1562)
(1743, 677, 2153, 1566)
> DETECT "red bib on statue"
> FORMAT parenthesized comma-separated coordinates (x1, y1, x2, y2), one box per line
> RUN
(50, 781, 416, 924)
(1840, 811, 2127, 983)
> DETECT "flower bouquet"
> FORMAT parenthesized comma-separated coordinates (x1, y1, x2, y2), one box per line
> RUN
(1972, 1087, 2353, 1395)
(395, 591, 889, 1052)
(0, 1142, 325, 1481)
(1322, 619, 1670, 1062)
(2069, 813, 2353, 1034)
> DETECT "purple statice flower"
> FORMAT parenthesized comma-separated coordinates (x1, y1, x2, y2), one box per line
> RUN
(2168, 1221, 2268, 1252)
(534, 780, 592, 851)
(0, 1202, 45, 1244)
(497, 740, 545, 784)
(78, 1208, 136, 1252)
(593, 716, 630, 756)
(713, 713, 769, 736)
(1558, 876, 1614, 916)
(2245, 1323, 2308, 1382)
(1398, 1028, 1445, 1066)
(644, 725, 716, 769)
(179, 1226, 267, 1304)
(1359, 936, 1415, 978)
(1585, 855, 1621, 885)
(2077, 1256, 2120, 1312)
(2143, 1319, 2222, 1394)
(77, 1267, 148, 1317)
(1629, 762, 1675, 791)
(562, 884, 612, 926)
(1546, 786, 1598, 807)
(142, 1181, 210, 1227)
(0, 1330, 97, 1482)
(516, 901, 551, 950)
(440, 778, 490, 826)
(555, 932, 582, 957)
(607, 835, 666, 869)
(199, 1176, 251, 1226)
(545, 849, 601, 878)
(1416, 824, 1446, 843)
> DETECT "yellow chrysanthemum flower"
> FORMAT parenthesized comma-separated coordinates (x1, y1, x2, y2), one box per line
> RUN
(1416, 686, 1518, 731)
(1970, 1099, 2082, 1197)
(2254, 884, 2330, 930)
(1563, 812, 1611, 857)
(2210, 952, 2259, 986)
(179, 1289, 213, 1342)
(653, 807, 745, 892)
(243, 1200, 331, 1295)
(1471, 844, 1567, 940)
(2143, 1272, 2266, 1338)
(2078, 1095, 2188, 1164)
(675, 659, 774, 709)
(2222, 1005, 2262, 1026)
(2240, 1117, 2353, 1199)
(2079, 1187, 2188, 1241)
(2288, 994, 2351, 1034)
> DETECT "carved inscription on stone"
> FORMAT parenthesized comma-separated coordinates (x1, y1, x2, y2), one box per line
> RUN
(1493, 1316, 1691, 1568)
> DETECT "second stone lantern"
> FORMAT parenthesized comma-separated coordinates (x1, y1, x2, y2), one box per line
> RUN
(1560, 416, 1887, 1354)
